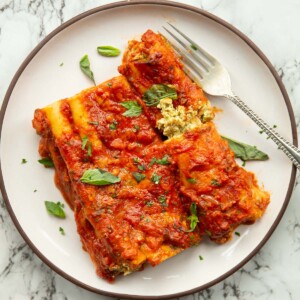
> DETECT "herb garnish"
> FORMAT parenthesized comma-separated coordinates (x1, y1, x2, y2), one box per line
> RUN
(121, 101, 142, 117)
(133, 157, 140, 164)
(59, 227, 65, 235)
(81, 136, 89, 150)
(158, 195, 167, 206)
(191, 44, 198, 51)
(143, 84, 177, 106)
(149, 158, 157, 167)
(187, 178, 197, 184)
(21, 158, 27, 164)
(138, 164, 146, 171)
(38, 157, 54, 167)
(45, 201, 66, 218)
(97, 46, 120, 57)
(151, 173, 161, 184)
(80, 169, 120, 185)
(156, 154, 170, 165)
(87, 143, 92, 157)
(211, 179, 221, 187)
(132, 172, 146, 183)
(199, 255, 204, 261)
(109, 120, 118, 130)
(87, 121, 99, 125)
(187, 202, 199, 232)
(148, 155, 171, 167)
(81, 136, 92, 157)
(235, 231, 240, 237)
(146, 201, 153, 207)
(222, 136, 269, 162)
(79, 55, 96, 85)
(133, 125, 140, 132)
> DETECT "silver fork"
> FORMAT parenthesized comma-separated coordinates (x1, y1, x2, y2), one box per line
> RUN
(163, 23, 300, 171)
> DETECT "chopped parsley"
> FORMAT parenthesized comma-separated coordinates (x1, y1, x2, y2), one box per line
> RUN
(235, 231, 241, 237)
(146, 201, 153, 207)
(158, 195, 167, 206)
(59, 62, 64, 67)
(59, 227, 65, 235)
(149, 158, 157, 167)
(138, 164, 146, 171)
(133, 157, 140, 164)
(191, 44, 198, 51)
(81, 136, 92, 157)
(187, 178, 197, 184)
(81, 136, 89, 150)
(132, 172, 146, 183)
(133, 125, 140, 132)
(87, 121, 99, 125)
(109, 120, 118, 130)
(199, 255, 204, 261)
(156, 154, 170, 165)
(187, 202, 199, 232)
(151, 173, 162, 184)
(148, 155, 171, 167)
(211, 179, 221, 187)
(21, 158, 27, 164)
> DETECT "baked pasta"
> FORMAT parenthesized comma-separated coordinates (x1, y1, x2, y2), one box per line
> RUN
(32, 30, 269, 282)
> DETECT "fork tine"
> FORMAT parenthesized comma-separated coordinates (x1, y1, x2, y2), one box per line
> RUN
(162, 28, 210, 73)
(167, 22, 217, 65)
(161, 33, 205, 79)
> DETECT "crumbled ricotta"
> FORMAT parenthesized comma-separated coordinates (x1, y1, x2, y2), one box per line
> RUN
(156, 98, 214, 138)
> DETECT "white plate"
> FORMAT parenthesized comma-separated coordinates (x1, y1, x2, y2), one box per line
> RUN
(0, 1, 297, 299)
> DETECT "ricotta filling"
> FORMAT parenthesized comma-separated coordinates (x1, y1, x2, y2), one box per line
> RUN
(156, 98, 214, 138)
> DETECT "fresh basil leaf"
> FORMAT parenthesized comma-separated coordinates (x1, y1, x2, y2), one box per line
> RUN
(156, 154, 170, 165)
(38, 157, 54, 167)
(80, 55, 96, 85)
(121, 101, 142, 117)
(143, 84, 177, 106)
(45, 201, 66, 218)
(80, 169, 120, 185)
(132, 172, 146, 183)
(222, 136, 269, 161)
(187, 202, 199, 232)
(97, 46, 120, 57)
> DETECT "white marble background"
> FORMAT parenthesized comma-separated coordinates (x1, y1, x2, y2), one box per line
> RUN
(1, 0, 300, 299)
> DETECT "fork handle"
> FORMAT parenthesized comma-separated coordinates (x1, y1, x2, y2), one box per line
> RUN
(225, 94, 300, 170)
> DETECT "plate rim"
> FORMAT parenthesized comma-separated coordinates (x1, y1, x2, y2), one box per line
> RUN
(0, 0, 297, 299)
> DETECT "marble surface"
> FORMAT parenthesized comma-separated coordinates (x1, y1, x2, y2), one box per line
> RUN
(1, 0, 300, 299)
